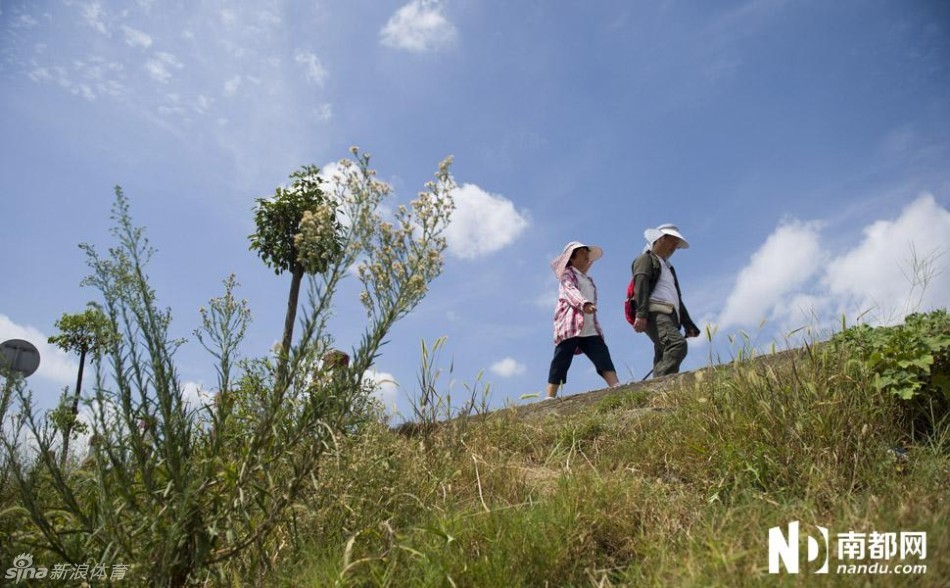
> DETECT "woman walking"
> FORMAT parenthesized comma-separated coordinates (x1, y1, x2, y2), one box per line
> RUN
(545, 241, 620, 400)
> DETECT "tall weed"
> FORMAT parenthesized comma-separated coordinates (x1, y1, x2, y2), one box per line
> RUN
(0, 150, 455, 585)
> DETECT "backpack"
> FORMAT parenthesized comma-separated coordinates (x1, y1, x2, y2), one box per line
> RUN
(624, 252, 662, 326)
(624, 279, 637, 325)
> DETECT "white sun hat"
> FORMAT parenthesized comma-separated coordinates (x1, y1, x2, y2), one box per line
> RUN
(644, 223, 689, 249)
(550, 241, 603, 278)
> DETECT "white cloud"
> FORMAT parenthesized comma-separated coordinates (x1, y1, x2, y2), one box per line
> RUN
(380, 0, 458, 53)
(25, 56, 124, 102)
(717, 194, 950, 332)
(718, 220, 824, 328)
(181, 380, 214, 411)
(769, 292, 830, 333)
(316, 159, 387, 230)
(317, 159, 347, 186)
(0, 315, 77, 389)
(122, 25, 153, 48)
(145, 51, 183, 84)
(363, 369, 399, 408)
(76, 84, 95, 101)
(445, 183, 529, 259)
(146, 63, 170, 84)
(490, 357, 526, 378)
(74, 57, 122, 83)
(823, 194, 950, 323)
(295, 51, 328, 86)
(28, 66, 60, 85)
(80, 1, 108, 35)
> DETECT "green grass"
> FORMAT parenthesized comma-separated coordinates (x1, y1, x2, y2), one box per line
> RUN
(272, 335, 948, 587)
(4, 314, 946, 585)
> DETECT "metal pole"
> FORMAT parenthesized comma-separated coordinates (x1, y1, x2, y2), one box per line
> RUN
(0, 345, 23, 423)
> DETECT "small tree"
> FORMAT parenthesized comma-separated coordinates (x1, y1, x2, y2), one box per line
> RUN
(249, 166, 343, 384)
(47, 303, 118, 466)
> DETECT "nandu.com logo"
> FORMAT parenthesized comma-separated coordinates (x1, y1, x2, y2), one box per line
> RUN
(769, 520, 830, 574)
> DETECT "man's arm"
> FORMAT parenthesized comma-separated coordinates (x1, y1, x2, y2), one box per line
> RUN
(631, 253, 656, 333)
(679, 303, 701, 338)
(631, 253, 655, 319)
(669, 265, 700, 338)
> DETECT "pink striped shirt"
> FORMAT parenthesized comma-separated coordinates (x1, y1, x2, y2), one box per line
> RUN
(553, 267, 604, 347)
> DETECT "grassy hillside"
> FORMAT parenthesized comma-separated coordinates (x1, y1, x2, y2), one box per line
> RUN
(2, 313, 946, 586)
(279, 316, 948, 587)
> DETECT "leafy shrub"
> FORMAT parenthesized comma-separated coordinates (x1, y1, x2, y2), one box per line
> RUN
(833, 309, 950, 436)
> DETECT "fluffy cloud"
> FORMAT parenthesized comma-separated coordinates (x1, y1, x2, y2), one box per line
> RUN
(717, 194, 950, 331)
(181, 380, 215, 411)
(823, 194, 950, 323)
(380, 0, 457, 53)
(316, 162, 527, 262)
(363, 369, 399, 408)
(718, 220, 824, 328)
(445, 183, 529, 259)
(490, 357, 526, 378)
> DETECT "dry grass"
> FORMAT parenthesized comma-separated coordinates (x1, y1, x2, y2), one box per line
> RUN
(278, 341, 949, 587)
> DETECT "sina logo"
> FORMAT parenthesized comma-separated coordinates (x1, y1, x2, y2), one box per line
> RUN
(4, 553, 49, 583)
(769, 521, 830, 574)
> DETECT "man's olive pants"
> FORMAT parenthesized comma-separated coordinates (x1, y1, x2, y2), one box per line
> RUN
(645, 311, 687, 377)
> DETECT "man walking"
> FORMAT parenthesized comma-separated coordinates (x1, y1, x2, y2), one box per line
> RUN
(632, 224, 700, 377)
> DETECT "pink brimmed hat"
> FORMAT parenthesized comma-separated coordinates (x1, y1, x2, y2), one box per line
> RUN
(550, 241, 603, 278)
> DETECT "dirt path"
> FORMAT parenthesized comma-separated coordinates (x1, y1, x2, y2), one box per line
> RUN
(395, 347, 808, 435)
(498, 346, 807, 421)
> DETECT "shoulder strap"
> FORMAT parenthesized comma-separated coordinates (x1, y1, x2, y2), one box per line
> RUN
(648, 251, 662, 289)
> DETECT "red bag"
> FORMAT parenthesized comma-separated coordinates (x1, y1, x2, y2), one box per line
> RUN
(624, 279, 637, 325)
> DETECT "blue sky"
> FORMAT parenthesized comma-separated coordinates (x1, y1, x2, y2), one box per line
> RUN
(2, 0, 949, 422)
